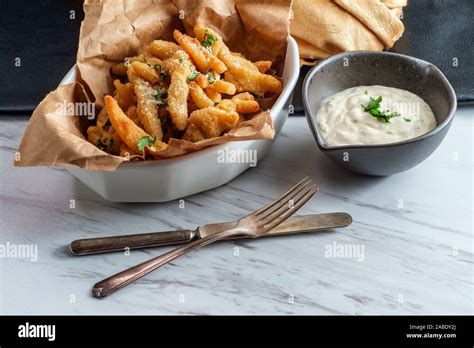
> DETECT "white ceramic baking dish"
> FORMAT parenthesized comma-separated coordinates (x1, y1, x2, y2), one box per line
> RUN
(62, 37, 299, 202)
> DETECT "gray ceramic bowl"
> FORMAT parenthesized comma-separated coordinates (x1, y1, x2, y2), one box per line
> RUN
(303, 51, 457, 176)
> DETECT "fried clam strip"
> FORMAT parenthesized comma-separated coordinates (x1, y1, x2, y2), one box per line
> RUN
(113, 80, 136, 110)
(94, 80, 136, 128)
(231, 92, 260, 113)
(205, 85, 222, 103)
(110, 62, 128, 76)
(162, 51, 193, 130)
(229, 55, 271, 74)
(194, 26, 224, 56)
(111, 55, 146, 77)
(104, 96, 167, 155)
(173, 30, 211, 72)
(216, 99, 237, 112)
(131, 61, 160, 84)
(221, 52, 281, 93)
(145, 40, 181, 59)
(173, 30, 226, 74)
(134, 79, 163, 140)
(213, 79, 236, 95)
(183, 100, 239, 141)
(195, 74, 209, 89)
(194, 26, 282, 94)
(255, 60, 272, 73)
(223, 66, 282, 94)
(218, 99, 248, 127)
(189, 82, 214, 109)
(230, 52, 259, 71)
(122, 56, 164, 82)
(127, 63, 139, 83)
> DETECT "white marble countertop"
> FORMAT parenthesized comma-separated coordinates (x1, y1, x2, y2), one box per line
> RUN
(1, 109, 472, 315)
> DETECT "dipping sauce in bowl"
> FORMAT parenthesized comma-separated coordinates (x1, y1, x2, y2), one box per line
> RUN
(303, 51, 456, 176)
(316, 85, 437, 146)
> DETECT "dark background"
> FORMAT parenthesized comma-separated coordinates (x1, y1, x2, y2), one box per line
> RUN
(0, 0, 472, 115)
(0, 0, 84, 112)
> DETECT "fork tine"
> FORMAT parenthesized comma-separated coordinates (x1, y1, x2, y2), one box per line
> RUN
(262, 185, 318, 231)
(253, 177, 311, 216)
(259, 183, 316, 227)
(257, 184, 315, 225)
(263, 185, 318, 231)
(256, 179, 313, 221)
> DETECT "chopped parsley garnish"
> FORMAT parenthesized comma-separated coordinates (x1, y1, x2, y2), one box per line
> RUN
(364, 90, 368, 95)
(155, 87, 168, 106)
(187, 71, 200, 81)
(404, 117, 411, 122)
(201, 30, 217, 51)
(205, 71, 216, 84)
(137, 135, 156, 153)
(361, 96, 400, 123)
(178, 55, 184, 63)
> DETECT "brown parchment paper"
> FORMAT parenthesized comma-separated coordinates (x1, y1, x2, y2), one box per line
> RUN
(291, 0, 407, 64)
(15, 0, 291, 171)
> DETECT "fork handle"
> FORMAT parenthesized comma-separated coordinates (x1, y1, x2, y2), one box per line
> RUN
(92, 227, 245, 298)
(70, 229, 198, 255)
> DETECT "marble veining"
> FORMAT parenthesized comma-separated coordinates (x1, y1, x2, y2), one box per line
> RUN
(0, 109, 473, 314)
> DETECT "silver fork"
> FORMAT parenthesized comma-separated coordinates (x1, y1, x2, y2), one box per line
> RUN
(92, 177, 318, 298)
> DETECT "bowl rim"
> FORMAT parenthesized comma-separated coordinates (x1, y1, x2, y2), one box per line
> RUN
(302, 50, 457, 151)
(62, 37, 300, 169)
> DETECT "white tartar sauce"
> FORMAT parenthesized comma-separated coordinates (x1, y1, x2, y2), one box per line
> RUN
(316, 85, 437, 146)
